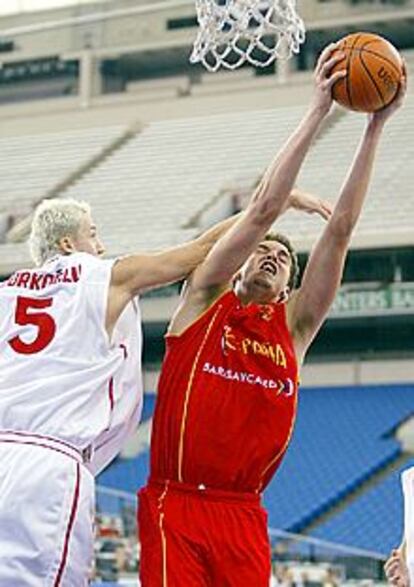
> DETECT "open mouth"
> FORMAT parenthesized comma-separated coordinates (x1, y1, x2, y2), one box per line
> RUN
(259, 261, 278, 276)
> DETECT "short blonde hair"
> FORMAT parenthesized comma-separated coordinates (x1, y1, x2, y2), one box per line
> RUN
(29, 198, 91, 266)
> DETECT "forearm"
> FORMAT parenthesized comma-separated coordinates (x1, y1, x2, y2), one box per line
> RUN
(172, 214, 242, 276)
(329, 119, 384, 239)
(249, 107, 326, 222)
(155, 216, 241, 280)
(109, 215, 239, 298)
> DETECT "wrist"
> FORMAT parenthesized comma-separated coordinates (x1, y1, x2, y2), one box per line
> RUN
(366, 117, 385, 136)
(307, 103, 330, 120)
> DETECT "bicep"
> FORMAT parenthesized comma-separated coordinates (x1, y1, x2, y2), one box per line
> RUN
(106, 250, 195, 336)
(168, 280, 227, 336)
(289, 228, 349, 354)
(111, 247, 202, 297)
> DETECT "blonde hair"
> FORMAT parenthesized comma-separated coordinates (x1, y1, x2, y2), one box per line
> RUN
(29, 198, 91, 266)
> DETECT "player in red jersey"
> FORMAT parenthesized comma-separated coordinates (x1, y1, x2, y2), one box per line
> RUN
(138, 46, 407, 587)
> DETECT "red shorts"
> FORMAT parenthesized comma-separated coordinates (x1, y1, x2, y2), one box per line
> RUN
(138, 480, 271, 587)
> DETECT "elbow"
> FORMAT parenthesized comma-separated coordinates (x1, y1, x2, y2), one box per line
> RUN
(186, 242, 206, 273)
(246, 195, 286, 227)
(328, 213, 356, 242)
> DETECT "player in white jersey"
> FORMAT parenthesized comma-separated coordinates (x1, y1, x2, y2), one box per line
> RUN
(0, 194, 327, 585)
(385, 467, 414, 587)
(0, 197, 241, 586)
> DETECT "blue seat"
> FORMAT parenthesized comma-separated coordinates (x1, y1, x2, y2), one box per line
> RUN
(310, 462, 414, 554)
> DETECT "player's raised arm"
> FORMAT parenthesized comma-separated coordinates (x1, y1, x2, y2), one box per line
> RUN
(288, 74, 407, 363)
(183, 44, 345, 294)
(107, 45, 344, 334)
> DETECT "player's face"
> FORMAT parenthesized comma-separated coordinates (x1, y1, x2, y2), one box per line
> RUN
(71, 213, 105, 257)
(236, 240, 292, 303)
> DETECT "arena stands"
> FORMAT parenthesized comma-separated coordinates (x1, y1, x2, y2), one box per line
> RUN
(0, 124, 128, 230)
(311, 464, 413, 554)
(2, 96, 413, 265)
(263, 385, 413, 541)
(61, 105, 307, 252)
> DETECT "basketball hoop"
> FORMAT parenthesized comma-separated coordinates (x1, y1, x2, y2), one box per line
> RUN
(190, 0, 306, 72)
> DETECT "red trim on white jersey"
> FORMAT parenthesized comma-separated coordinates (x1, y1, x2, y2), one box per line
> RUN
(53, 462, 81, 586)
(119, 343, 128, 359)
(108, 377, 114, 412)
(0, 431, 83, 463)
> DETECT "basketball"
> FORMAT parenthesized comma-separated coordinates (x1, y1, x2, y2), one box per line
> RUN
(331, 32, 404, 112)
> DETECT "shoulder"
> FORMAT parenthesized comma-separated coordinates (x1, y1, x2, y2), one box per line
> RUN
(68, 252, 109, 267)
(69, 253, 116, 281)
(168, 285, 234, 338)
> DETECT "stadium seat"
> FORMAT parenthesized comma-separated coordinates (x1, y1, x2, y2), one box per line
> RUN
(97, 384, 414, 554)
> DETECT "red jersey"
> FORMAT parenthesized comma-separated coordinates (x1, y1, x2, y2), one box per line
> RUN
(150, 290, 299, 493)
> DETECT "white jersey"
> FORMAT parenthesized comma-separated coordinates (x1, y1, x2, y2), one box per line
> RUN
(0, 252, 143, 475)
(402, 467, 414, 585)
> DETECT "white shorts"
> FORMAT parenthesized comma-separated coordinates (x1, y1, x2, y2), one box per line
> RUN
(0, 432, 95, 587)
(402, 467, 414, 586)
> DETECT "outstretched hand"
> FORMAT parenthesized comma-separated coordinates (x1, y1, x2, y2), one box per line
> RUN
(368, 62, 408, 126)
(384, 549, 410, 587)
(311, 43, 347, 117)
(288, 188, 333, 221)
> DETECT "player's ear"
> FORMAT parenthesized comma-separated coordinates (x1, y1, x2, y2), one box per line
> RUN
(276, 286, 290, 303)
(58, 235, 75, 255)
(232, 272, 241, 286)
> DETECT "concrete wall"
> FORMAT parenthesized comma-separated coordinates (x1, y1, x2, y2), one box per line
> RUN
(0, 48, 412, 137)
(0, 71, 316, 134)
(1, 0, 413, 62)
(302, 358, 414, 387)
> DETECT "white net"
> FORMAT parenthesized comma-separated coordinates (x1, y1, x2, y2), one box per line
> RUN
(190, 0, 306, 72)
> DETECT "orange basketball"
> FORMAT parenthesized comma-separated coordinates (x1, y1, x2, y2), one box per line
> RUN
(331, 32, 403, 113)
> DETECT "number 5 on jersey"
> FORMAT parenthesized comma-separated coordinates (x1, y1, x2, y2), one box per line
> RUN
(9, 296, 56, 355)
